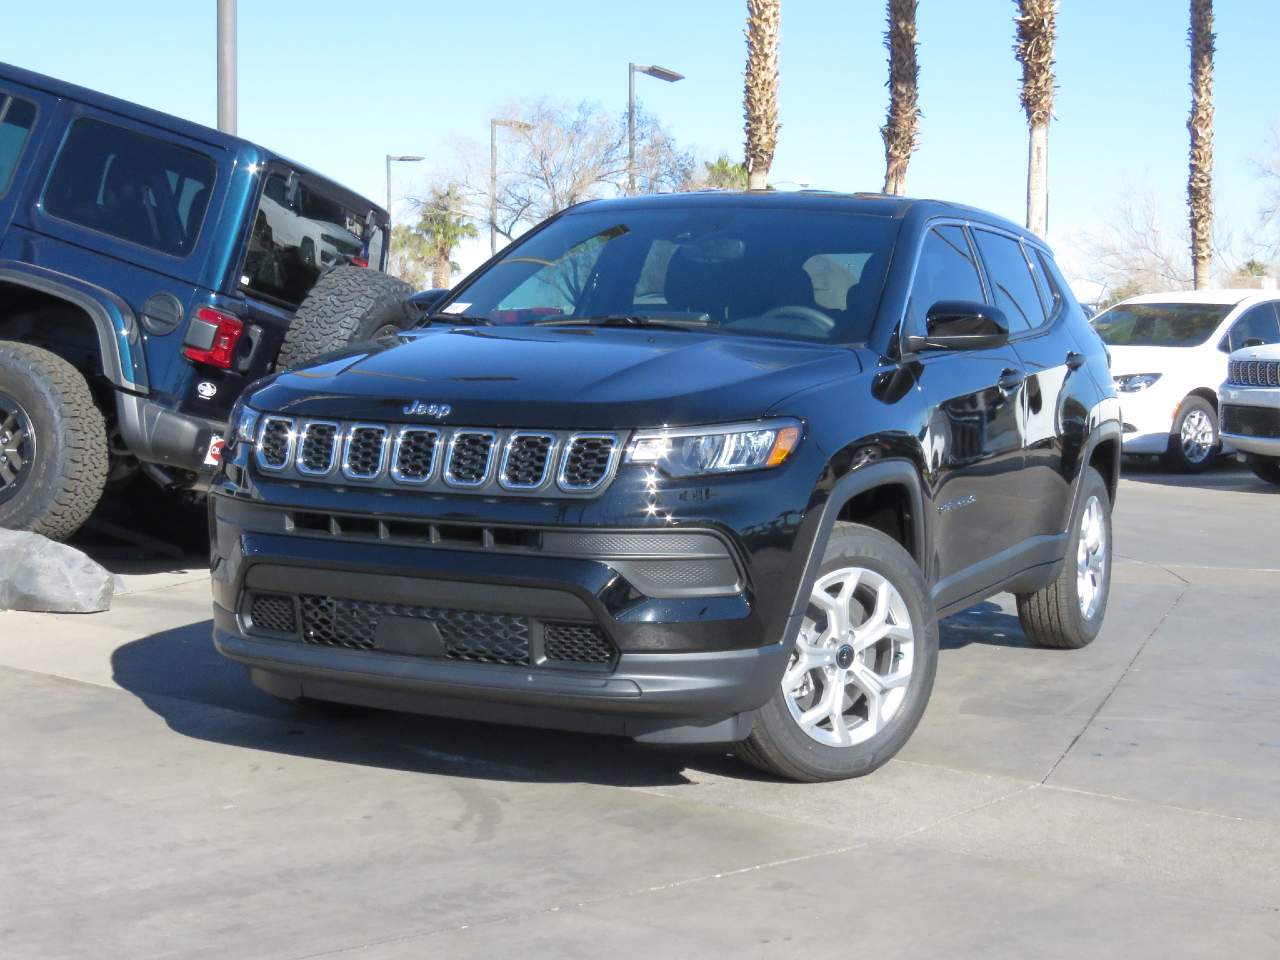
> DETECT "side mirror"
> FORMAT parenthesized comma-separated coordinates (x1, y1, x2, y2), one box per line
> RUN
(904, 301, 1009, 353)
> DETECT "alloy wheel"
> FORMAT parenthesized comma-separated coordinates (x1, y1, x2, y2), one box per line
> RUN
(783, 566, 915, 747)
(0, 391, 35, 506)
(1076, 495, 1108, 620)
(1180, 408, 1215, 464)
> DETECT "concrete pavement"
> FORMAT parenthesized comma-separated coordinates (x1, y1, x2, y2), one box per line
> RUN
(1, 466, 1277, 958)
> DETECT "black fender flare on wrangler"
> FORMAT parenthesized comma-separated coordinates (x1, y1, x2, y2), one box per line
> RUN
(783, 459, 929, 651)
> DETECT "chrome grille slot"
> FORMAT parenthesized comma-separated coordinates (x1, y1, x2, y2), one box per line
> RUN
(445, 431, 496, 486)
(559, 433, 619, 490)
(256, 416, 294, 471)
(296, 421, 339, 475)
(500, 433, 554, 489)
(391, 427, 440, 483)
(1229, 359, 1280, 387)
(342, 424, 389, 480)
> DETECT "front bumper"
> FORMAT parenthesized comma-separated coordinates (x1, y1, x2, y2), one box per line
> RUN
(1220, 391, 1280, 456)
(1116, 383, 1179, 454)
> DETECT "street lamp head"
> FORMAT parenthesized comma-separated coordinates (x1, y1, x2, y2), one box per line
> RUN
(388, 155, 427, 162)
(635, 64, 684, 83)
(492, 118, 533, 132)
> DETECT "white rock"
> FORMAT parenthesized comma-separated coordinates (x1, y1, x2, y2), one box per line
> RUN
(0, 529, 115, 613)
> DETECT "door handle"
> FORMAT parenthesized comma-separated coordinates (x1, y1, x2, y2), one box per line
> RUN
(997, 368, 1025, 393)
(1065, 351, 1086, 371)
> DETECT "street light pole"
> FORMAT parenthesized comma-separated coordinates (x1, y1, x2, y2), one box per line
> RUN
(216, 0, 237, 134)
(489, 118, 532, 255)
(627, 63, 684, 195)
(385, 154, 426, 220)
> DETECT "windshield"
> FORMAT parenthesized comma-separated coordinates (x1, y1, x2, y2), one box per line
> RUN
(442, 205, 899, 344)
(1094, 302, 1231, 347)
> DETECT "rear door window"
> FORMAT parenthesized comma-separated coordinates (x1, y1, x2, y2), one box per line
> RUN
(241, 171, 378, 306)
(973, 230, 1047, 333)
(0, 94, 37, 197)
(43, 117, 214, 255)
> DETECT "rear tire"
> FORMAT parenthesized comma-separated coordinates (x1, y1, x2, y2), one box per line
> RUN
(275, 266, 416, 370)
(737, 523, 938, 783)
(1016, 467, 1112, 649)
(1163, 396, 1219, 472)
(0, 342, 107, 541)
(1248, 458, 1280, 486)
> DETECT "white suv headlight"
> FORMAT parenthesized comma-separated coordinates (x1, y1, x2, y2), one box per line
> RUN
(1114, 373, 1162, 393)
(626, 419, 802, 477)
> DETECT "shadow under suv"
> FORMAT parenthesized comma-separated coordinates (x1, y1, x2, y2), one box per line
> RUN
(209, 191, 1121, 782)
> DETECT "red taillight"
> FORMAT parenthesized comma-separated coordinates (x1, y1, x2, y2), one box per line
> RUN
(183, 307, 244, 369)
(351, 256, 369, 268)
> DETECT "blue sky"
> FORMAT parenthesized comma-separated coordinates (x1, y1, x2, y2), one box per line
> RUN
(3, 0, 1277, 286)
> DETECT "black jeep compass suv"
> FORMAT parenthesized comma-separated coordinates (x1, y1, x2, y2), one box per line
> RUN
(209, 192, 1121, 782)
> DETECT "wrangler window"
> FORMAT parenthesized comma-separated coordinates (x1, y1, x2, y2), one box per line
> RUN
(0, 94, 36, 197)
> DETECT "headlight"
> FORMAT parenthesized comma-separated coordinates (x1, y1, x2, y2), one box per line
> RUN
(626, 419, 802, 477)
(1114, 373, 1161, 393)
(230, 400, 261, 444)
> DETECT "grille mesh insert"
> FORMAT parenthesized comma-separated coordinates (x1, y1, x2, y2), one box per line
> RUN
(394, 429, 439, 481)
(1229, 359, 1280, 387)
(543, 622, 614, 664)
(562, 436, 616, 488)
(250, 594, 297, 633)
(259, 418, 292, 468)
(502, 435, 553, 487)
(345, 426, 387, 478)
(447, 433, 495, 484)
(298, 423, 338, 473)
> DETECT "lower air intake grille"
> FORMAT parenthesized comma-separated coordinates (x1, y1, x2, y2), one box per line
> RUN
(544, 622, 614, 664)
(250, 594, 297, 633)
(1221, 404, 1280, 439)
(561, 435, 617, 489)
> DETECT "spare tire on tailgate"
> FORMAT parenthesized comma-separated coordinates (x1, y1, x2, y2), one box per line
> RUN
(275, 265, 417, 370)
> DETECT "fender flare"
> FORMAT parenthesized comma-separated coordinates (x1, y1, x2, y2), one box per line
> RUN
(1066, 415, 1123, 524)
(786, 458, 928, 626)
(0, 261, 148, 392)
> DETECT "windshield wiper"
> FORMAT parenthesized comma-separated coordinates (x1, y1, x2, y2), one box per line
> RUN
(534, 313, 713, 330)
(423, 313, 493, 326)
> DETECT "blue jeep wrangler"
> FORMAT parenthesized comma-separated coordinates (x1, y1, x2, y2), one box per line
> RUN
(0, 62, 414, 540)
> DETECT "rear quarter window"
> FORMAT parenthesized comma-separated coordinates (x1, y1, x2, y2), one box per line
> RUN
(0, 94, 37, 197)
(42, 118, 215, 256)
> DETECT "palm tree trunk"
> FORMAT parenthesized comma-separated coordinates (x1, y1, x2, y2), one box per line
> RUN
(1188, 0, 1215, 289)
(1014, 0, 1056, 238)
(432, 260, 449, 289)
(744, 0, 780, 190)
(881, 0, 920, 196)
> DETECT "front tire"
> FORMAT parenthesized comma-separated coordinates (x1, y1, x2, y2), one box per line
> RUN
(0, 342, 108, 541)
(1016, 466, 1112, 649)
(737, 523, 938, 782)
(1248, 458, 1280, 486)
(1164, 396, 1219, 472)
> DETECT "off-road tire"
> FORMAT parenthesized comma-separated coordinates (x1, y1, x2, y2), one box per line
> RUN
(1016, 467, 1112, 649)
(737, 523, 938, 783)
(0, 342, 108, 540)
(1163, 396, 1219, 473)
(275, 266, 416, 370)
(1248, 458, 1280, 486)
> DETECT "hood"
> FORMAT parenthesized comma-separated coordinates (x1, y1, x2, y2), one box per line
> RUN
(1105, 343, 1208, 377)
(1229, 342, 1280, 362)
(248, 325, 862, 428)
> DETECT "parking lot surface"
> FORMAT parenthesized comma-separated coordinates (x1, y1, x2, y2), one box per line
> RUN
(2, 465, 1278, 959)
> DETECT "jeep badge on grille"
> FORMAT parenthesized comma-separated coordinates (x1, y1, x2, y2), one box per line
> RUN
(403, 400, 452, 418)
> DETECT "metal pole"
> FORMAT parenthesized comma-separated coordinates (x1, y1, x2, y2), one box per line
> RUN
(385, 154, 392, 219)
(627, 63, 636, 195)
(216, 0, 237, 134)
(490, 120, 498, 255)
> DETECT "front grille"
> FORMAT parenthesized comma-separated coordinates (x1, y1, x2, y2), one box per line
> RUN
(297, 421, 339, 475)
(1221, 404, 1280, 438)
(257, 417, 293, 469)
(501, 434, 554, 488)
(343, 425, 388, 479)
(560, 435, 618, 489)
(446, 432, 495, 485)
(250, 594, 296, 633)
(439, 610, 530, 664)
(544, 623, 613, 664)
(1229, 359, 1280, 387)
(251, 417, 623, 496)
(392, 428, 439, 483)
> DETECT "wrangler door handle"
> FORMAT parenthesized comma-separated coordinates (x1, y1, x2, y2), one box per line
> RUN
(1065, 351, 1086, 371)
(997, 368, 1025, 392)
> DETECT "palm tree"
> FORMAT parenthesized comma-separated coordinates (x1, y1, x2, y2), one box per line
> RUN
(1188, 0, 1215, 288)
(1014, 0, 1057, 238)
(881, 0, 920, 196)
(417, 185, 478, 289)
(743, 0, 781, 190)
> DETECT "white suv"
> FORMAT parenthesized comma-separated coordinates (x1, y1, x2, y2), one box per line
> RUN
(1094, 290, 1280, 471)
(1221, 342, 1280, 485)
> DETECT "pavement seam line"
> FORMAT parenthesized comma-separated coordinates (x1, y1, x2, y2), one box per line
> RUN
(1039, 583, 1188, 786)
